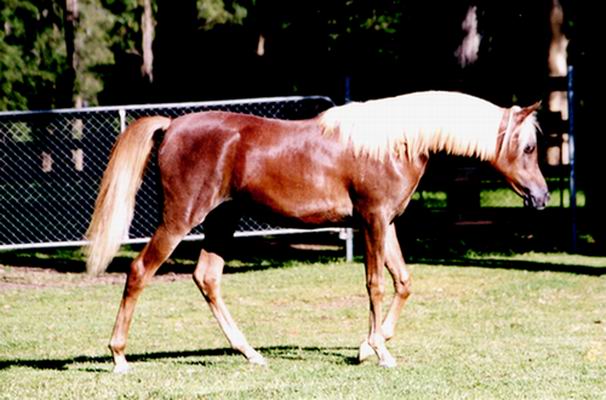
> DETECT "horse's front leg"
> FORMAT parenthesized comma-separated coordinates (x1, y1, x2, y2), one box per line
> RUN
(360, 220, 397, 368)
(359, 223, 410, 363)
(193, 249, 266, 365)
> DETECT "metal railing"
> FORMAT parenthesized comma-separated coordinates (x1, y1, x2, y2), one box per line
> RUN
(0, 96, 354, 256)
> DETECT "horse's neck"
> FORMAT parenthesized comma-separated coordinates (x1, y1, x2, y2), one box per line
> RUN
(424, 109, 507, 161)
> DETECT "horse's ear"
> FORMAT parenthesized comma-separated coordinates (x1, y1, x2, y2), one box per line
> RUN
(515, 101, 541, 123)
(526, 101, 542, 113)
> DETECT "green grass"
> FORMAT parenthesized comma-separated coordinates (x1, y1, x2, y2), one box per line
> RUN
(480, 188, 586, 208)
(1, 253, 605, 399)
(410, 187, 586, 209)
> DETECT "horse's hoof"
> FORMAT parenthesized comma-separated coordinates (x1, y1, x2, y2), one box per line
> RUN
(112, 363, 130, 374)
(378, 355, 397, 368)
(358, 340, 375, 363)
(247, 352, 267, 366)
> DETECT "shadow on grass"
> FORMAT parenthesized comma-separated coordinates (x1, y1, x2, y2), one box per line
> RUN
(408, 255, 606, 276)
(1, 233, 604, 276)
(0, 345, 359, 372)
(0, 234, 347, 276)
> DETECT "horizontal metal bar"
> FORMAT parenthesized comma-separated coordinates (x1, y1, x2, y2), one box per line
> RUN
(0, 227, 345, 252)
(0, 96, 334, 117)
(232, 227, 344, 238)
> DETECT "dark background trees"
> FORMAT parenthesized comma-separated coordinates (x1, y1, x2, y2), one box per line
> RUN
(0, 0, 577, 108)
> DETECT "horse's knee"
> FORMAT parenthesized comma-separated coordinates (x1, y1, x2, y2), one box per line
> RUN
(367, 276, 385, 299)
(395, 277, 411, 300)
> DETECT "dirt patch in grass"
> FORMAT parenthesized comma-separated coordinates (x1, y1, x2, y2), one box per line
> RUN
(0, 265, 190, 291)
(0, 234, 348, 291)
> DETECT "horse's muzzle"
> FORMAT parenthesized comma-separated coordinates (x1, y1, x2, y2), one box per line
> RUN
(524, 189, 550, 210)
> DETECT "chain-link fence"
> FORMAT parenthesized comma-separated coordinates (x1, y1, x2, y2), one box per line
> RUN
(0, 96, 349, 251)
(0, 95, 574, 254)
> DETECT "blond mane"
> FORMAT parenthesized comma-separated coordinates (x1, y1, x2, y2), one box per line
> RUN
(319, 91, 536, 161)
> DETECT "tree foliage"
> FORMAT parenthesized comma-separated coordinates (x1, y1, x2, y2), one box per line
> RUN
(0, 1, 595, 111)
(74, 0, 114, 105)
(198, 0, 248, 30)
(0, 0, 66, 109)
(0, 0, 114, 109)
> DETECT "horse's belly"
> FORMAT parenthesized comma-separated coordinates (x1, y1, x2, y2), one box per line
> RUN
(235, 129, 354, 226)
(241, 174, 353, 226)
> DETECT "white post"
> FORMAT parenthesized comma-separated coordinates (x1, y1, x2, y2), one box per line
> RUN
(340, 228, 354, 262)
(119, 108, 126, 133)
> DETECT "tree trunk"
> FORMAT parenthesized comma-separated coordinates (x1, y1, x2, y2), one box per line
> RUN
(141, 0, 155, 82)
(62, 0, 79, 107)
(548, 0, 568, 113)
(455, 5, 480, 68)
(546, 0, 569, 167)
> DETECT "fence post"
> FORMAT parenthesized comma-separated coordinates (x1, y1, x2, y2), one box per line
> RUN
(343, 75, 354, 262)
(567, 65, 577, 252)
(119, 108, 126, 134)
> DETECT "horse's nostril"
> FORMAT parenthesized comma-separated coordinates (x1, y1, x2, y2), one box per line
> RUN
(533, 190, 550, 210)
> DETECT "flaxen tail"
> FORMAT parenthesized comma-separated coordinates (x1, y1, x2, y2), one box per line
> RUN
(85, 116, 171, 275)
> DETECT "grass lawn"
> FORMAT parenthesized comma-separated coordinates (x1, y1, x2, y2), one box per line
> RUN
(411, 187, 585, 209)
(1, 252, 605, 399)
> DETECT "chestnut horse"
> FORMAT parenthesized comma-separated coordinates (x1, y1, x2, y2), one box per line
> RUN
(86, 91, 549, 372)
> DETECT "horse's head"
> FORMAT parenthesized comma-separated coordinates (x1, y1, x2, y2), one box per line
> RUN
(491, 102, 550, 210)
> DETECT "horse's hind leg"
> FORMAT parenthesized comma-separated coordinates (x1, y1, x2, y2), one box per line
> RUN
(192, 250, 266, 365)
(359, 223, 410, 363)
(381, 223, 411, 340)
(189, 204, 265, 364)
(109, 223, 187, 373)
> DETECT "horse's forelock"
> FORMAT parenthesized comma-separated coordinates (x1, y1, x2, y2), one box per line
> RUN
(512, 109, 540, 156)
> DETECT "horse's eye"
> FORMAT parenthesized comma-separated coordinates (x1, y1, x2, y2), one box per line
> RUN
(524, 144, 535, 154)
